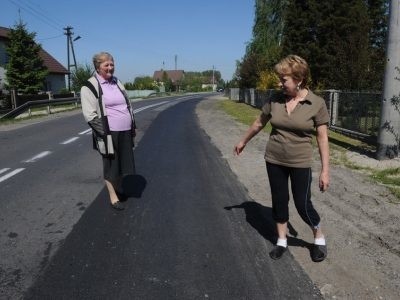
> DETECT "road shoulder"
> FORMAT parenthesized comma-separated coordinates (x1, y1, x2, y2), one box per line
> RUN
(196, 96, 400, 300)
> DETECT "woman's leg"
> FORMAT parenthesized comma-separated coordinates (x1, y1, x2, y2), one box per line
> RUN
(105, 180, 120, 204)
(290, 167, 321, 229)
(290, 167, 327, 261)
(266, 162, 290, 259)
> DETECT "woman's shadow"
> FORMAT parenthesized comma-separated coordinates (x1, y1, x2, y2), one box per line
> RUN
(224, 201, 312, 250)
(117, 174, 147, 201)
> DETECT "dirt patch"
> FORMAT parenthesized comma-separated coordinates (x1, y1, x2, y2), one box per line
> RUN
(196, 96, 400, 300)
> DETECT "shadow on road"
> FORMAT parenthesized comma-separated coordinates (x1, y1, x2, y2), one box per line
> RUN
(224, 201, 311, 250)
(119, 174, 147, 201)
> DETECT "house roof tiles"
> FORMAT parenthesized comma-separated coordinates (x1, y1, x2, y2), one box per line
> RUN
(153, 70, 184, 83)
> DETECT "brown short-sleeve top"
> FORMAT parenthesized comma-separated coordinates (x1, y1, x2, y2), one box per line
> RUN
(261, 90, 329, 168)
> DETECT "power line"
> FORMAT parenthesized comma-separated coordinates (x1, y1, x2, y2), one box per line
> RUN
(7, 0, 64, 32)
(37, 34, 64, 41)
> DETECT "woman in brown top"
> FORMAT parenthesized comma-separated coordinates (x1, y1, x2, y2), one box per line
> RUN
(234, 55, 330, 262)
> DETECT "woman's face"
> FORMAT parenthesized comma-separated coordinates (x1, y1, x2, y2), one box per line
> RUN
(278, 75, 301, 96)
(97, 58, 115, 80)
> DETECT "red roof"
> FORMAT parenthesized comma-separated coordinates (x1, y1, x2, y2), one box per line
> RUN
(0, 26, 68, 74)
(153, 70, 184, 83)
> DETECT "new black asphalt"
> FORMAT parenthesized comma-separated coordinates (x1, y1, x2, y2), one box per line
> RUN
(25, 97, 322, 299)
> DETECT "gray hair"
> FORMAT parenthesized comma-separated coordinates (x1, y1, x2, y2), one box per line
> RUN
(92, 52, 114, 71)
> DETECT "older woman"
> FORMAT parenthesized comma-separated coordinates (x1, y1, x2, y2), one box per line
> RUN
(81, 52, 136, 211)
(234, 55, 330, 262)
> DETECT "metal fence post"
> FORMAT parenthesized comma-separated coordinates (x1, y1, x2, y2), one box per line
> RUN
(47, 91, 54, 114)
(328, 89, 339, 126)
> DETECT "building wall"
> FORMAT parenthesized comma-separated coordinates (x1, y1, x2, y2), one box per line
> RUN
(45, 73, 67, 93)
(0, 67, 5, 90)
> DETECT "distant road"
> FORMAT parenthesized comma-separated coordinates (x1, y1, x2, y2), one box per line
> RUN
(0, 94, 321, 299)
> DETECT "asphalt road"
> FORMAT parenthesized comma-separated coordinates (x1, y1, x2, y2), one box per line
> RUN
(1, 94, 322, 299)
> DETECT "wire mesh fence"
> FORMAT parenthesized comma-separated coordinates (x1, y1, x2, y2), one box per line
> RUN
(227, 88, 384, 145)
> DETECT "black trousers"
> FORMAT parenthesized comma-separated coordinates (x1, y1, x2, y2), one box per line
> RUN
(266, 162, 321, 228)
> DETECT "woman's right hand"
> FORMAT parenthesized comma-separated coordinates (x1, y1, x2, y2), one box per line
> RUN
(234, 141, 246, 156)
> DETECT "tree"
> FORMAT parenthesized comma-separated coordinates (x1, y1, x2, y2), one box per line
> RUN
(281, 0, 373, 90)
(161, 71, 174, 92)
(130, 76, 156, 90)
(235, 52, 268, 88)
(281, 0, 330, 88)
(366, 0, 389, 90)
(237, 0, 286, 88)
(329, 1, 372, 90)
(248, 0, 286, 68)
(71, 63, 93, 92)
(5, 21, 48, 94)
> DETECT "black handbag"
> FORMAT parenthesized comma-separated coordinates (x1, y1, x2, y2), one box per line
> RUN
(88, 117, 105, 136)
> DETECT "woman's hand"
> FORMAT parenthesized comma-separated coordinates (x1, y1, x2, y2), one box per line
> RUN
(234, 141, 246, 155)
(319, 171, 330, 192)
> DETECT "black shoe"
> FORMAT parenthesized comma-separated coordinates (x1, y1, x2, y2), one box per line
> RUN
(110, 201, 124, 211)
(311, 244, 327, 262)
(269, 245, 287, 260)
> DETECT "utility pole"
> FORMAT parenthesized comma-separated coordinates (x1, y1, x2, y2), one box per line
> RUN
(212, 65, 215, 92)
(376, 0, 400, 160)
(63, 26, 80, 91)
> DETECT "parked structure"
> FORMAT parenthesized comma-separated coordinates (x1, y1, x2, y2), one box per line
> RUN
(0, 26, 68, 93)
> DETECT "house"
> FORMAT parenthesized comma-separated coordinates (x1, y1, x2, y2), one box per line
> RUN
(0, 26, 68, 93)
(153, 69, 184, 91)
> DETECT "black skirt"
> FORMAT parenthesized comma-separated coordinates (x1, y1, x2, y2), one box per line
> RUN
(103, 130, 135, 181)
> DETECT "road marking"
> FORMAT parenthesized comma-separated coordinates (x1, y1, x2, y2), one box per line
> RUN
(0, 168, 25, 183)
(23, 151, 52, 163)
(60, 137, 79, 144)
(0, 168, 11, 175)
(79, 129, 92, 135)
(132, 101, 169, 114)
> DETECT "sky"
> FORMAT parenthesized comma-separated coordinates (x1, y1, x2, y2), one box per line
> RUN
(1, 0, 255, 83)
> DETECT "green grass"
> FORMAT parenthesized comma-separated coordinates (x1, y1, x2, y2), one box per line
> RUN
(217, 99, 400, 203)
(217, 100, 272, 132)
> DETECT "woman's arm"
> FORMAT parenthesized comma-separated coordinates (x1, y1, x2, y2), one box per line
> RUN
(316, 124, 330, 191)
(81, 86, 100, 123)
(234, 113, 268, 155)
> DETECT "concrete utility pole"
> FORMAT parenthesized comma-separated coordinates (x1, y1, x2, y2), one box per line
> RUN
(63, 26, 80, 91)
(377, 0, 400, 160)
(212, 65, 215, 91)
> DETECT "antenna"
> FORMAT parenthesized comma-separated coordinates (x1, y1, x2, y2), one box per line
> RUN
(175, 55, 177, 70)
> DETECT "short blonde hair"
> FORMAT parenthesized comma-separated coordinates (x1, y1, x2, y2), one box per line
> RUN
(274, 55, 309, 88)
(92, 52, 114, 71)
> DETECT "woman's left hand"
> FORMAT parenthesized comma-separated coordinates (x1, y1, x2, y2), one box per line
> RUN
(319, 171, 330, 192)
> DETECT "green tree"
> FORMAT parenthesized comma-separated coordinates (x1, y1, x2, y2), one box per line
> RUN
(330, 1, 372, 90)
(181, 72, 203, 91)
(281, 0, 327, 88)
(162, 71, 174, 92)
(131, 76, 156, 90)
(236, 0, 286, 88)
(366, 0, 389, 90)
(282, 0, 372, 90)
(71, 63, 93, 92)
(235, 52, 268, 88)
(248, 0, 286, 68)
(5, 21, 48, 93)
